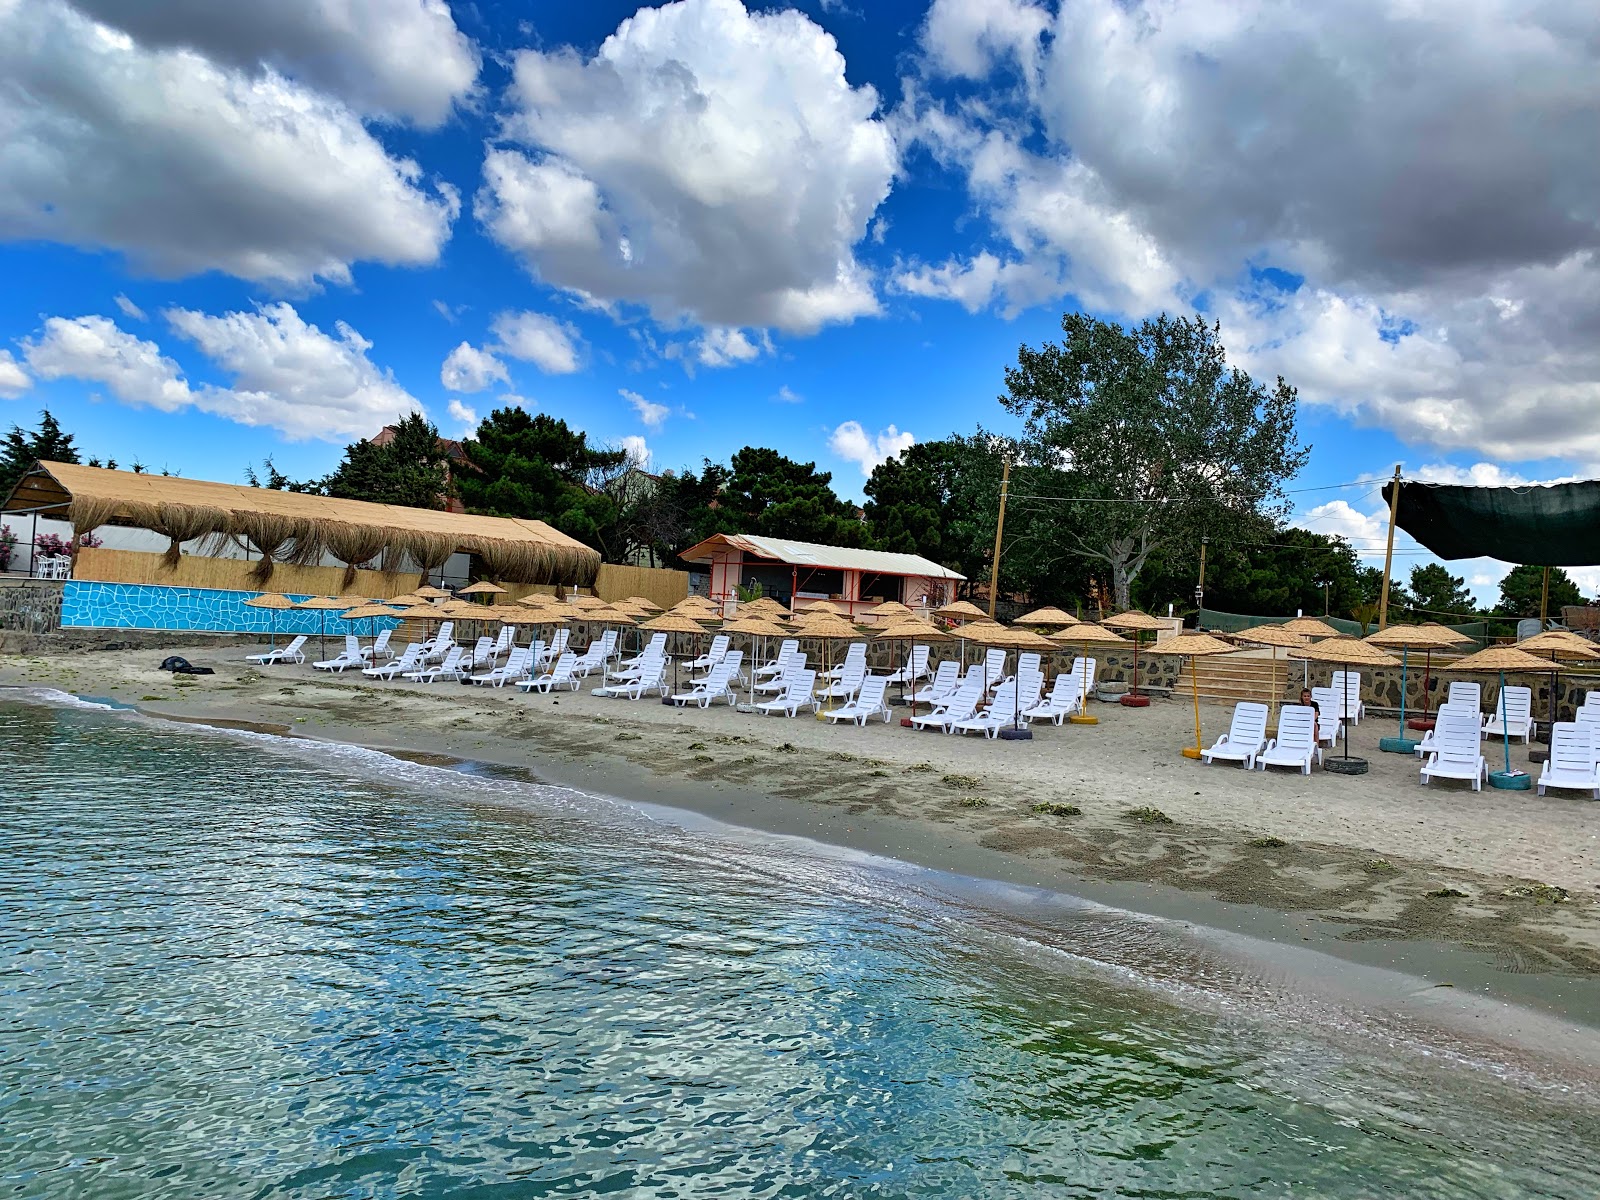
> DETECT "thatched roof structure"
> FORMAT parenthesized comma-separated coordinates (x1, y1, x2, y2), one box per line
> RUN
(3, 461, 600, 586)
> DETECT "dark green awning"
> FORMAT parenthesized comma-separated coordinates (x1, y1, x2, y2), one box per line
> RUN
(1386, 479, 1600, 565)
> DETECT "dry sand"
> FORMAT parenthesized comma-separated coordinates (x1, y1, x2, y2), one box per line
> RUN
(7, 641, 1600, 1018)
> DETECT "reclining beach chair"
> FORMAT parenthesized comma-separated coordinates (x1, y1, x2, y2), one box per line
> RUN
(364, 643, 420, 679)
(361, 628, 394, 662)
(979, 648, 1006, 692)
(952, 680, 1030, 738)
(568, 640, 609, 681)
(1016, 652, 1042, 680)
(1447, 681, 1482, 712)
(884, 645, 930, 688)
(909, 674, 984, 733)
(756, 669, 819, 717)
(405, 645, 464, 684)
(1070, 656, 1098, 694)
(535, 628, 570, 667)
(685, 634, 730, 673)
(312, 635, 366, 672)
(823, 675, 893, 725)
(823, 643, 868, 682)
(1420, 725, 1486, 790)
(671, 656, 741, 708)
(756, 640, 799, 680)
(1022, 673, 1085, 725)
(618, 633, 666, 671)
(593, 650, 668, 699)
(1537, 722, 1600, 798)
(470, 645, 532, 687)
(459, 636, 495, 673)
(487, 625, 514, 665)
(1201, 702, 1269, 769)
(755, 652, 807, 695)
(817, 659, 866, 702)
(421, 622, 456, 664)
(911, 660, 959, 705)
(1256, 704, 1319, 774)
(1310, 686, 1342, 749)
(247, 634, 307, 666)
(522, 651, 581, 693)
(1482, 685, 1533, 743)
(1328, 671, 1365, 724)
(1413, 704, 1478, 758)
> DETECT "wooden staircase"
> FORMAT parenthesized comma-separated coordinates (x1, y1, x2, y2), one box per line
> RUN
(1176, 655, 1298, 705)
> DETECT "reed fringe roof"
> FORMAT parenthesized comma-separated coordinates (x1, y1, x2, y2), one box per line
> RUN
(3, 461, 600, 586)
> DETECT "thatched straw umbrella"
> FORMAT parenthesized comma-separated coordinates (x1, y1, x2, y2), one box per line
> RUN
(1448, 645, 1562, 788)
(458, 581, 506, 605)
(788, 611, 863, 717)
(1282, 616, 1341, 638)
(1515, 631, 1600, 749)
(1364, 625, 1468, 753)
(1155, 632, 1240, 759)
(386, 592, 428, 608)
(639, 610, 710, 700)
(340, 603, 406, 643)
(1049, 623, 1128, 725)
(961, 621, 1057, 739)
(243, 592, 296, 654)
(414, 585, 451, 600)
(1290, 638, 1399, 773)
(1100, 610, 1168, 705)
(294, 595, 357, 660)
(874, 617, 951, 721)
(1233, 624, 1308, 727)
(955, 620, 1006, 690)
(1015, 606, 1080, 629)
(742, 596, 791, 620)
(720, 614, 790, 709)
(624, 595, 664, 613)
(935, 600, 986, 622)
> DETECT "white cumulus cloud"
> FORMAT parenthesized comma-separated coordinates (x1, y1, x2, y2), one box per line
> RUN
(829, 421, 915, 476)
(23, 315, 196, 412)
(446, 398, 478, 433)
(697, 327, 766, 369)
(0, 0, 459, 288)
(618, 434, 652, 470)
(620, 389, 669, 430)
(489, 311, 583, 375)
(440, 342, 509, 393)
(1295, 499, 1390, 557)
(0, 350, 30, 399)
(113, 294, 146, 321)
(476, 0, 895, 335)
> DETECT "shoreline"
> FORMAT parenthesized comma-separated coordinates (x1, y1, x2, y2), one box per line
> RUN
(6, 643, 1600, 1033)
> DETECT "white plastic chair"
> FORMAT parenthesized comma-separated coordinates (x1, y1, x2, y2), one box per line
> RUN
(884, 645, 930, 687)
(1201, 702, 1269, 769)
(523, 651, 581, 693)
(818, 660, 866, 701)
(686, 634, 730, 672)
(823, 675, 893, 725)
(1329, 672, 1365, 724)
(406, 645, 464, 684)
(910, 674, 983, 733)
(594, 652, 669, 699)
(755, 652, 807, 695)
(952, 680, 1032, 738)
(364, 644, 420, 679)
(312, 635, 365, 672)
(756, 640, 799, 680)
(911, 660, 959, 704)
(1023, 673, 1085, 725)
(1414, 704, 1479, 759)
(672, 654, 742, 708)
(823, 643, 868, 681)
(1537, 722, 1600, 798)
(1482, 685, 1533, 743)
(1420, 726, 1486, 790)
(247, 635, 307, 666)
(536, 628, 570, 667)
(361, 629, 394, 662)
(756, 670, 819, 717)
(1257, 704, 1318, 774)
(470, 646, 531, 687)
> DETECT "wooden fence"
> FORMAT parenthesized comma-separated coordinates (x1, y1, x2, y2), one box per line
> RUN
(593, 564, 690, 609)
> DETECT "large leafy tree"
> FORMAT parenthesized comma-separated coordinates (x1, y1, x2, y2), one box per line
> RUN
(1406, 563, 1477, 618)
(457, 408, 626, 552)
(1496, 564, 1585, 617)
(715, 447, 868, 546)
(1002, 313, 1309, 609)
(321, 412, 451, 509)
(1, 409, 80, 498)
(864, 436, 1003, 584)
(1199, 524, 1372, 618)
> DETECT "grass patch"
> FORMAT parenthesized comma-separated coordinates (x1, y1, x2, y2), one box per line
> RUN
(941, 773, 981, 789)
(907, 762, 935, 773)
(1425, 886, 1469, 900)
(1247, 835, 1288, 848)
(1032, 802, 1082, 817)
(714, 734, 748, 745)
(686, 741, 707, 751)
(172, 676, 198, 688)
(615, 732, 643, 742)
(955, 796, 990, 809)
(1122, 805, 1174, 826)
(1361, 859, 1398, 874)
(829, 751, 858, 762)
(1500, 883, 1568, 905)
(776, 742, 798, 754)
(692, 754, 714, 764)
(868, 769, 889, 778)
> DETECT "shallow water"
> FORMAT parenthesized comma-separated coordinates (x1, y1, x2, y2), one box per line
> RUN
(1, 696, 1595, 1198)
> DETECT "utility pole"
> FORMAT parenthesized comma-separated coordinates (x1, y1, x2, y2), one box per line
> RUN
(1193, 537, 1208, 616)
(987, 457, 1011, 619)
(1377, 464, 1402, 630)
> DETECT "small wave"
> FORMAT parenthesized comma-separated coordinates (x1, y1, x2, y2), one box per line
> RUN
(2, 686, 128, 712)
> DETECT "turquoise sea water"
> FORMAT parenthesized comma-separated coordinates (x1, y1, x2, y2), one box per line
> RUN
(1, 695, 1595, 1198)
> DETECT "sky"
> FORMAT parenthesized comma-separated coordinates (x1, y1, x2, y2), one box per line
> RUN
(3, 0, 1599, 607)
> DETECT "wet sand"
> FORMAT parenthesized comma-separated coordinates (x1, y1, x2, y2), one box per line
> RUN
(7, 641, 1600, 1028)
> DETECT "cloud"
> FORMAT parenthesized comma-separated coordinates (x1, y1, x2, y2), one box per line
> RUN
(23, 315, 197, 412)
(113, 294, 146, 321)
(0, 350, 32, 399)
(1412, 463, 1586, 488)
(70, 0, 479, 127)
(899, 0, 1600, 465)
(476, 0, 895, 335)
(0, 0, 459, 288)
(432, 299, 464, 323)
(440, 342, 509, 393)
(829, 420, 915, 476)
(620, 388, 669, 430)
(618, 434, 652, 470)
(489, 310, 583, 375)
(697, 327, 767, 369)
(1295, 499, 1389, 556)
(446, 398, 478, 433)
(773, 385, 803, 404)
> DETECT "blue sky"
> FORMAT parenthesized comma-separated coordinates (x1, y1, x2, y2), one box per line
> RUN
(4, 0, 1599, 604)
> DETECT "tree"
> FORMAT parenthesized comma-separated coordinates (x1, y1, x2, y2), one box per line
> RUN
(457, 409, 625, 553)
(1496, 564, 1585, 617)
(321, 412, 451, 509)
(1201, 524, 1370, 618)
(1002, 313, 1309, 609)
(864, 436, 1003, 584)
(1, 409, 80, 497)
(1406, 563, 1476, 618)
(712, 447, 867, 546)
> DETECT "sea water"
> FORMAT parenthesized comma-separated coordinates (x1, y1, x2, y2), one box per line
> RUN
(0, 695, 1594, 1198)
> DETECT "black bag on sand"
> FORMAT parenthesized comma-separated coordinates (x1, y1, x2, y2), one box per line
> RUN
(159, 656, 215, 676)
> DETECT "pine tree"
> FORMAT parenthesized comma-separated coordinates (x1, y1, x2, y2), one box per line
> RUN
(1, 409, 81, 498)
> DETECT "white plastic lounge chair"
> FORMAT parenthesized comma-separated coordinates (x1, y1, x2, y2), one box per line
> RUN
(470, 646, 532, 687)
(1413, 705, 1478, 759)
(361, 628, 394, 662)
(536, 628, 570, 667)
(1329, 672, 1365, 724)
(1420, 726, 1486, 790)
(756, 670, 819, 717)
(1016, 652, 1042, 679)
(312, 635, 365, 672)
(405, 645, 464, 684)
(910, 675, 984, 732)
(619, 633, 666, 671)
(420, 622, 456, 663)
(1023, 673, 1085, 725)
(686, 634, 730, 672)
(568, 641, 608, 680)
(817, 660, 866, 701)
(487, 626, 514, 665)
(672, 656, 741, 708)
(952, 681, 1027, 738)
(1446, 681, 1482, 711)
(1201, 702, 1270, 769)
(884, 645, 930, 687)
(593, 651, 668, 699)
(1482, 685, 1533, 743)
(823, 675, 894, 725)
(247, 635, 307, 666)
(364, 644, 420, 679)
(612, 637, 668, 683)
(1070, 657, 1099, 693)
(1537, 722, 1600, 798)
(979, 648, 1006, 691)
(459, 636, 495, 673)
(823, 643, 868, 681)
(1257, 704, 1319, 774)
(756, 640, 799, 680)
(1310, 686, 1342, 748)
(522, 651, 581, 693)
(911, 660, 959, 704)
(756, 653, 807, 695)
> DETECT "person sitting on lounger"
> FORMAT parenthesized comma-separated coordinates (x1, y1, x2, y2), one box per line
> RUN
(1299, 688, 1319, 718)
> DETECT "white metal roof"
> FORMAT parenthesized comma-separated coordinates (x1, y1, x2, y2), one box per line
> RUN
(688, 533, 964, 580)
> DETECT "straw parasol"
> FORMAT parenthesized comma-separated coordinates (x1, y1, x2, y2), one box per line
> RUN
(789, 611, 864, 716)
(960, 621, 1058, 738)
(1156, 632, 1240, 759)
(935, 600, 987, 622)
(742, 596, 791, 620)
(1448, 646, 1560, 788)
(294, 595, 357, 659)
(1282, 616, 1342, 638)
(1049, 623, 1127, 724)
(458, 581, 506, 603)
(1291, 638, 1400, 773)
(1233, 624, 1308, 726)
(721, 614, 791, 708)
(414, 585, 451, 600)
(563, 593, 606, 610)
(1515, 631, 1600, 750)
(1015, 606, 1080, 628)
(386, 592, 428, 608)
(1100, 610, 1168, 705)
(339, 602, 406, 642)
(868, 600, 913, 621)
(244, 592, 297, 654)
(875, 617, 952, 721)
(639, 610, 710, 699)
(624, 595, 663, 613)
(1364, 625, 1469, 753)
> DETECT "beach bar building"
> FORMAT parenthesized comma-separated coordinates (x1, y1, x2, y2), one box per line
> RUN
(2, 461, 605, 633)
(678, 533, 963, 617)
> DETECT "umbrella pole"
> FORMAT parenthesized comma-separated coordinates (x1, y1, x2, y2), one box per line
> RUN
(1182, 666, 1203, 759)
(1500, 669, 1512, 776)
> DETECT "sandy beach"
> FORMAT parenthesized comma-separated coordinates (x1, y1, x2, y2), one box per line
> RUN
(7, 639, 1600, 1020)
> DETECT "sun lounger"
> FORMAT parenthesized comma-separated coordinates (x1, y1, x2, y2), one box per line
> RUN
(1201, 702, 1269, 769)
(817, 660, 865, 701)
(535, 628, 570, 667)
(1537, 722, 1600, 798)
(1414, 705, 1479, 758)
(405, 645, 464, 684)
(420, 622, 456, 663)
(671, 656, 741, 708)
(364, 644, 420, 679)
(313, 635, 366, 672)
(911, 660, 959, 704)
(823, 643, 868, 682)
(1482, 685, 1533, 743)
(1447, 681, 1481, 711)
(470, 646, 532, 687)
(1069, 656, 1099, 693)
(247, 634, 307, 666)
(618, 633, 666, 670)
(685, 634, 730, 672)
(1420, 726, 1486, 790)
(756, 640, 799, 679)
(884, 645, 930, 687)
(568, 641, 609, 680)
(756, 670, 819, 717)
(1256, 704, 1318, 773)
(823, 675, 893, 725)
(521, 651, 581, 693)
(361, 629, 394, 662)
(978, 648, 1006, 691)
(1329, 671, 1365, 724)
(1310, 687, 1342, 748)
(909, 674, 984, 732)
(459, 636, 495, 673)
(1022, 673, 1086, 725)
(755, 652, 807, 695)
(593, 651, 669, 699)
(952, 680, 1029, 738)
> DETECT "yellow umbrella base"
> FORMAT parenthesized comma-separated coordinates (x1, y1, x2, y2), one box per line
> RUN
(1181, 746, 1203, 760)
(1069, 714, 1099, 725)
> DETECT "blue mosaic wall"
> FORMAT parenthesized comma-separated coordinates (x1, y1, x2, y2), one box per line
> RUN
(60, 581, 401, 637)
